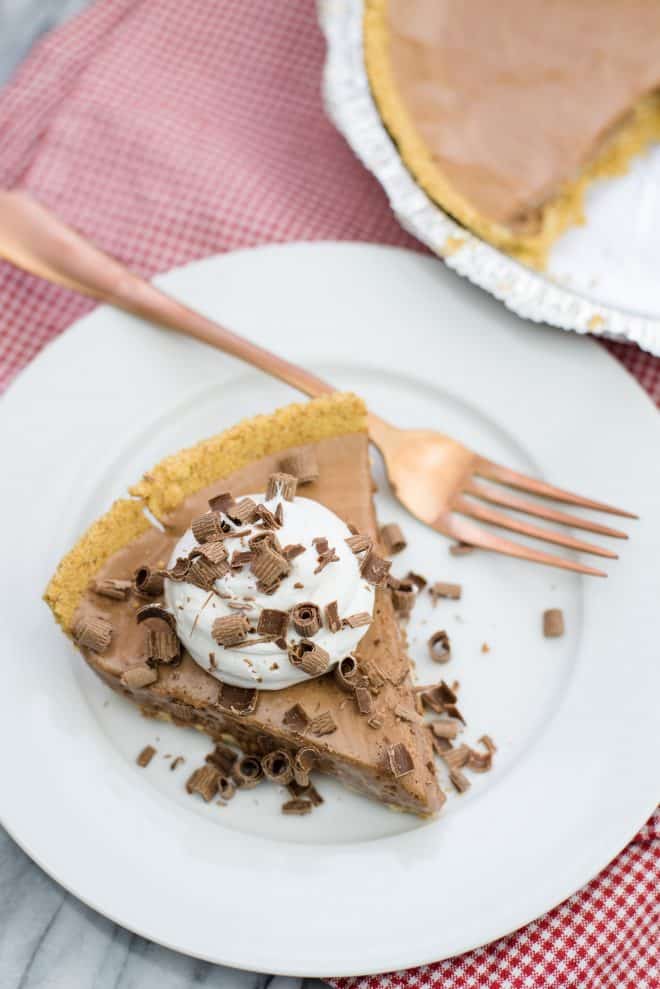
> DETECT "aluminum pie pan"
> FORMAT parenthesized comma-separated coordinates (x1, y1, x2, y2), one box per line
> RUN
(319, 0, 660, 358)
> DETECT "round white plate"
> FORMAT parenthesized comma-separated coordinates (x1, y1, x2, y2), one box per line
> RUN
(320, 0, 660, 356)
(0, 243, 658, 977)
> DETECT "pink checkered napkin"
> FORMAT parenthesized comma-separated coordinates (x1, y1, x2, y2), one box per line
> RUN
(0, 2, 657, 985)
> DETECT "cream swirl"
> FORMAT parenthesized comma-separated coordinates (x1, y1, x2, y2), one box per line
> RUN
(164, 493, 375, 690)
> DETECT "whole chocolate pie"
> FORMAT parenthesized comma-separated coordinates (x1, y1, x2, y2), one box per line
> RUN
(364, 0, 660, 267)
(45, 393, 445, 817)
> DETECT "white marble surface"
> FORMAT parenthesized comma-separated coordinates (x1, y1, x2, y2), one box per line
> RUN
(0, 3, 322, 985)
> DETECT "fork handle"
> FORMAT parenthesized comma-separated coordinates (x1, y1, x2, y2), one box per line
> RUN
(0, 191, 334, 401)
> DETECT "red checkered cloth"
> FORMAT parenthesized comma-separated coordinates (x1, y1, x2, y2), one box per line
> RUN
(0, 2, 657, 985)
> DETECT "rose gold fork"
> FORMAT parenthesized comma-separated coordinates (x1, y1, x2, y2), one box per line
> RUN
(0, 191, 635, 576)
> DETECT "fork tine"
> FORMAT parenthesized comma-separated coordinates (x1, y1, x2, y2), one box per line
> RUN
(475, 457, 637, 519)
(464, 479, 629, 539)
(434, 513, 607, 577)
(453, 496, 618, 559)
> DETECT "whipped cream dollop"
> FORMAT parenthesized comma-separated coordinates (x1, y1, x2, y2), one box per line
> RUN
(165, 493, 375, 690)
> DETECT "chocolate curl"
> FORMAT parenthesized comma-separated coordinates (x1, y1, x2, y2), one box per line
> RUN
(208, 491, 234, 514)
(146, 625, 180, 664)
(429, 581, 462, 602)
(266, 472, 298, 501)
(543, 608, 565, 638)
(120, 664, 158, 689)
(279, 449, 319, 485)
(314, 547, 339, 573)
(379, 522, 407, 555)
(293, 747, 318, 787)
(233, 755, 263, 788)
(212, 614, 250, 647)
(165, 556, 191, 581)
(450, 769, 471, 793)
(282, 543, 305, 561)
(255, 503, 281, 529)
(251, 544, 290, 590)
(389, 577, 416, 618)
(136, 746, 156, 767)
(342, 612, 371, 629)
(430, 719, 462, 740)
(193, 541, 228, 565)
(91, 577, 132, 601)
(74, 615, 113, 653)
(227, 497, 259, 525)
(249, 530, 283, 555)
(217, 683, 258, 716)
(257, 608, 289, 638)
(324, 600, 342, 633)
(360, 549, 391, 586)
(136, 603, 176, 629)
(217, 776, 237, 801)
(205, 742, 238, 775)
(345, 533, 372, 555)
(283, 703, 310, 734)
(133, 566, 165, 598)
(288, 639, 330, 676)
(191, 511, 225, 544)
(187, 555, 229, 590)
(334, 654, 359, 692)
(290, 602, 322, 637)
(262, 750, 295, 785)
(281, 799, 313, 815)
(429, 629, 451, 663)
(186, 764, 220, 802)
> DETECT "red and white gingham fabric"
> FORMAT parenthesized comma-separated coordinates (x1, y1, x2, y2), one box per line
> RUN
(0, 2, 657, 985)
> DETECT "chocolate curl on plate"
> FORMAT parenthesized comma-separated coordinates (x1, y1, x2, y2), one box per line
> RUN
(233, 755, 263, 788)
(282, 543, 305, 561)
(91, 577, 132, 601)
(262, 750, 295, 785)
(193, 541, 228, 565)
(288, 639, 330, 676)
(186, 764, 220, 802)
(266, 472, 298, 501)
(428, 629, 451, 663)
(379, 522, 407, 555)
(191, 511, 225, 544)
(74, 614, 113, 653)
(543, 608, 565, 638)
(360, 549, 391, 586)
(324, 600, 342, 633)
(217, 776, 237, 801)
(293, 747, 318, 787)
(334, 654, 359, 692)
(290, 602, 322, 637)
(429, 581, 462, 602)
(205, 742, 238, 775)
(120, 664, 158, 689)
(281, 798, 313, 815)
(133, 566, 165, 598)
(279, 449, 319, 485)
(212, 614, 251, 647)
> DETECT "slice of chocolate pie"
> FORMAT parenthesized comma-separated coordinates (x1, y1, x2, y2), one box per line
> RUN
(365, 0, 660, 267)
(45, 393, 444, 817)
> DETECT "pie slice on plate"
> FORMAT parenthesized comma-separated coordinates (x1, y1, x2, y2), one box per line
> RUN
(45, 393, 444, 817)
(364, 0, 660, 268)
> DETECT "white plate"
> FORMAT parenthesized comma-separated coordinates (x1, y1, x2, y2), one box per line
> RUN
(320, 0, 660, 356)
(0, 243, 658, 977)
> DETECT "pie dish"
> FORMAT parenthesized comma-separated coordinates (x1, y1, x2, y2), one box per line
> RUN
(45, 392, 445, 817)
(364, 0, 660, 268)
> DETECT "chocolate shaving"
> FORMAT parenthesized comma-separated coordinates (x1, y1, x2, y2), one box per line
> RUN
(230, 636, 275, 648)
(275, 502, 284, 526)
(281, 798, 313, 816)
(315, 547, 339, 574)
(205, 742, 238, 775)
(279, 449, 319, 485)
(217, 776, 237, 801)
(293, 746, 318, 786)
(360, 549, 391, 586)
(121, 664, 159, 689)
(431, 734, 453, 756)
(450, 542, 475, 557)
(231, 549, 253, 568)
(342, 611, 371, 629)
(91, 577, 132, 601)
(283, 703, 310, 734)
(449, 769, 471, 793)
(467, 749, 493, 773)
(136, 745, 156, 767)
(345, 533, 372, 555)
(191, 511, 225, 544)
(251, 544, 290, 590)
(313, 536, 329, 554)
(133, 566, 165, 598)
(387, 743, 414, 778)
(282, 543, 305, 561)
(170, 756, 185, 771)
(146, 624, 180, 664)
(187, 555, 229, 590)
(227, 497, 259, 525)
(430, 719, 461, 740)
(479, 734, 497, 755)
(429, 581, 462, 602)
(394, 704, 419, 723)
(354, 685, 373, 715)
(309, 711, 337, 736)
(258, 608, 289, 638)
(233, 755, 263, 788)
(380, 522, 407, 555)
(334, 654, 359, 691)
(262, 749, 295, 784)
(291, 602, 322, 637)
(208, 651, 217, 670)
(367, 715, 383, 729)
(429, 629, 451, 663)
(442, 744, 471, 770)
(217, 683, 258, 716)
(287, 781, 323, 806)
(74, 615, 113, 653)
(254, 503, 281, 529)
(543, 608, 565, 638)
(186, 764, 220, 802)
(388, 577, 417, 618)
(266, 472, 298, 501)
(288, 639, 330, 676)
(212, 614, 250, 647)
(226, 600, 252, 612)
(250, 530, 283, 555)
(324, 600, 342, 633)
(404, 570, 428, 591)
(165, 556, 191, 581)
(208, 491, 235, 513)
